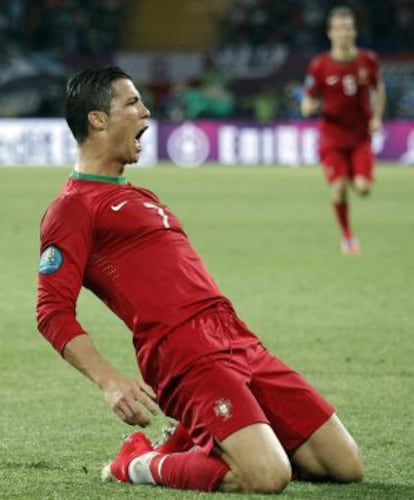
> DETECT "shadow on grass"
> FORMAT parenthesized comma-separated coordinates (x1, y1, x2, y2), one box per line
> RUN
(286, 480, 414, 499)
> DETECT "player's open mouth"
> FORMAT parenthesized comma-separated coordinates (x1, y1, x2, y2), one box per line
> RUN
(135, 126, 148, 151)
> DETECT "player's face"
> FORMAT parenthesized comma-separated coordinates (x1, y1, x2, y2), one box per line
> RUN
(328, 16, 356, 50)
(106, 78, 150, 166)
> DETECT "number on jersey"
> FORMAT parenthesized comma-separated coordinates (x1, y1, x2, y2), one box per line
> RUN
(143, 202, 171, 229)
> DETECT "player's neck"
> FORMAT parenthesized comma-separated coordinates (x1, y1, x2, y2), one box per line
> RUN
(330, 45, 358, 62)
(75, 146, 125, 177)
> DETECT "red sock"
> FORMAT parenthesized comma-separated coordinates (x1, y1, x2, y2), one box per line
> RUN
(150, 450, 229, 491)
(333, 201, 352, 239)
(155, 423, 194, 454)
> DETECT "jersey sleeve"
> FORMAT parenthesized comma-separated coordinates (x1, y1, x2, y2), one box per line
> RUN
(303, 56, 322, 98)
(36, 195, 93, 354)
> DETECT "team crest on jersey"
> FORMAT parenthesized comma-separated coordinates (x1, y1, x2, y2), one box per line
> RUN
(38, 246, 63, 275)
(214, 398, 233, 420)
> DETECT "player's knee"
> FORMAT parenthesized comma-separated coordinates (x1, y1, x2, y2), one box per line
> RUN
(346, 458, 364, 483)
(331, 179, 347, 202)
(243, 458, 291, 493)
(331, 443, 364, 483)
(333, 459, 364, 483)
(340, 448, 364, 483)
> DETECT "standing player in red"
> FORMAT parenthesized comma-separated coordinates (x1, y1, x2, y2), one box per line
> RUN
(37, 66, 364, 493)
(301, 6, 385, 254)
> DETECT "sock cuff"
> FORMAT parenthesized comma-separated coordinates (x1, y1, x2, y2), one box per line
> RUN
(128, 451, 159, 485)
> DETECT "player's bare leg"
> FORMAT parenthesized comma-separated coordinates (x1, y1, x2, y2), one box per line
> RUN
(290, 413, 364, 482)
(104, 423, 291, 493)
(331, 177, 348, 205)
(216, 423, 291, 493)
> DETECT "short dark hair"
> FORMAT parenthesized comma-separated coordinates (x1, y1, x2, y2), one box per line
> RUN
(64, 65, 132, 143)
(327, 6, 355, 29)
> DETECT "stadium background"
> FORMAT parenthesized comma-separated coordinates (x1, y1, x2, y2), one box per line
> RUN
(0, 0, 413, 167)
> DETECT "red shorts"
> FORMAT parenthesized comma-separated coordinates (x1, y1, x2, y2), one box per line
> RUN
(155, 305, 334, 453)
(320, 139, 374, 183)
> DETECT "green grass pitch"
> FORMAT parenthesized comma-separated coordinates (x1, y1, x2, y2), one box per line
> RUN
(0, 164, 413, 499)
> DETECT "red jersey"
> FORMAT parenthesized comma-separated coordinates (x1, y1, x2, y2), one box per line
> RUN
(36, 171, 231, 372)
(304, 49, 380, 148)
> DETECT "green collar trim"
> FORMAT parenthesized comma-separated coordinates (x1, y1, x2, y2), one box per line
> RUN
(70, 170, 127, 184)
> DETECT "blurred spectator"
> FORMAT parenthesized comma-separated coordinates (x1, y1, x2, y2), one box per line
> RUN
(218, 0, 414, 53)
(0, 0, 125, 117)
(241, 86, 281, 122)
(0, 0, 413, 119)
(394, 0, 414, 47)
(283, 81, 304, 120)
(164, 81, 235, 121)
(0, 0, 125, 57)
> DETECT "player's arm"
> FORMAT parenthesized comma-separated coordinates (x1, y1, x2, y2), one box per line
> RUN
(37, 197, 157, 426)
(301, 59, 321, 117)
(369, 79, 386, 133)
(63, 335, 157, 426)
(37, 197, 91, 353)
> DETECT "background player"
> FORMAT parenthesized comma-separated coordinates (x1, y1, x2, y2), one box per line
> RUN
(37, 65, 364, 493)
(301, 6, 385, 254)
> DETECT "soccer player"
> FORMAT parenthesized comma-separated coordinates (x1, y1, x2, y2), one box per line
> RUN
(301, 6, 385, 254)
(37, 66, 364, 493)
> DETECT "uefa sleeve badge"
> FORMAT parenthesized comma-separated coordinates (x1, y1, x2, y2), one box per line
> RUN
(39, 246, 63, 275)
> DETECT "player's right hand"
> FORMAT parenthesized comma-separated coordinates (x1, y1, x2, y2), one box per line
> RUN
(300, 96, 319, 117)
(103, 376, 158, 426)
(369, 117, 382, 133)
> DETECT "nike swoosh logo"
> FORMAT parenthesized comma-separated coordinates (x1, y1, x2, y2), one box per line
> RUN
(326, 76, 339, 85)
(111, 201, 128, 211)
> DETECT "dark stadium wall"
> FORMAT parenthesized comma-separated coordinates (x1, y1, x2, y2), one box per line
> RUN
(121, 0, 233, 51)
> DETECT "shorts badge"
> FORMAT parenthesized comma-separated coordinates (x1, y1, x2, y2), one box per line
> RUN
(39, 246, 63, 275)
(214, 398, 233, 420)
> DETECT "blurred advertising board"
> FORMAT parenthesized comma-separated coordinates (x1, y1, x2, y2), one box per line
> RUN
(0, 119, 157, 167)
(0, 119, 413, 166)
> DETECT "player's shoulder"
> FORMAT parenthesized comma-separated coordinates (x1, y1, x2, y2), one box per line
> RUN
(54, 182, 91, 214)
(41, 182, 92, 229)
(136, 185, 161, 202)
(309, 51, 331, 69)
(358, 48, 379, 63)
